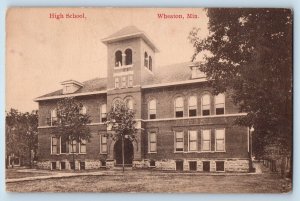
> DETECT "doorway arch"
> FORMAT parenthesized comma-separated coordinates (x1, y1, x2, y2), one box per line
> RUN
(114, 138, 134, 165)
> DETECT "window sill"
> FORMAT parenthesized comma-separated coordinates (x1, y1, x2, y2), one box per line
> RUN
(148, 152, 157, 154)
(99, 152, 107, 155)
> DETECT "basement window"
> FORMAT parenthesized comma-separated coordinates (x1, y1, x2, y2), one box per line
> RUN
(216, 161, 225, 172)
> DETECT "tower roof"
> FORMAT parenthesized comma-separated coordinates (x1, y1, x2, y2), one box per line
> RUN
(102, 26, 159, 52)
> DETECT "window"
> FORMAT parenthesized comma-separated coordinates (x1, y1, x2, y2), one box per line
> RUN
(51, 162, 57, 170)
(148, 99, 157, 119)
(128, 75, 133, 87)
(216, 161, 225, 171)
(176, 160, 184, 171)
(100, 160, 106, 167)
(149, 56, 152, 71)
(60, 162, 66, 170)
(203, 161, 210, 172)
(51, 137, 58, 154)
(60, 137, 67, 154)
(51, 109, 57, 126)
(125, 49, 132, 65)
(115, 50, 122, 67)
(115, 77, 120, 88)
(201, 129, 211, 151)
(70, 162, 75, 170)
(100, 135, 107, 154)
(144, 52, 148, 67)
(188, 96, 197, 117)
(149, 160, 155, 167)
(80, 162, 86, 170)
(175, 97, 184, 118)
(100, 104, 107, 122)
(80, 139, 87, 154)
(69, 140, 76, 153)
(215, 94, 225, 115)
(121, 76, 127, 88)
(189, 161, 197, 171)
(215, 129, 225, 151)
(126, 98, 134, 110)
(80, 106, 87, 115)
(188, 131, 198, 152)
(175, 131, 184, 152)
(149, 132, 157, 153)
(201, 94, 211, 116)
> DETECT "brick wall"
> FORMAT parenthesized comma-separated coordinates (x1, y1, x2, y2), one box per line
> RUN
(141, 83, 240, 119)
(143, 116, 249, 160)
(38, 94, 107, 127)
(37, 124, 106, 162)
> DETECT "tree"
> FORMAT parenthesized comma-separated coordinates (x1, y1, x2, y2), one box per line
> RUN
(189, 9, 292, 175)
(106, 100, 137, 172)
(53, 97, 91, 171)
(6, 109, 38, 168)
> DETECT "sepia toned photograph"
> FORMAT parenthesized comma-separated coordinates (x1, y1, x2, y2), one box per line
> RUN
(5, 7, 292, 193)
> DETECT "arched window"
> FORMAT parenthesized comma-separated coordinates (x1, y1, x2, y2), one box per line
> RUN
(144, 52, 148, 67)
(125, 49, 132, 65)
(112, 98, 122, 110)
(149, 56, 152, 71)
(175, 97, 184, 118)
(100, 104, 107, 122)
(115, 50, 122, 67)
(50, 109, 57, 126)
(188, 96, 197, 117)
(201, 94, 211, 116)
(215, 94, 225, 115)
(126, 98, 134, 110)
(148, 99, 157, 119)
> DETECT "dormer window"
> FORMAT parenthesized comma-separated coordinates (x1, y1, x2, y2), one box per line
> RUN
(115, 50, 122, 67)
(144, 52, 148, 67)
(61, 80, 83, 94)
(125, 49, 132, 65)
(189, 63, 206, 79)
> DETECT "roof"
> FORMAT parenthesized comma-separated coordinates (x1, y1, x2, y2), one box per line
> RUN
(142, 62, 194, 85)
(35, 62, 207, 101)
(36, 77, 107, 100)
(102, 26, 159, 52)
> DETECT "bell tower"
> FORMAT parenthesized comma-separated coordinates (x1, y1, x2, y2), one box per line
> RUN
(102, 26, 158, 163)
(102, 26, 158, 91)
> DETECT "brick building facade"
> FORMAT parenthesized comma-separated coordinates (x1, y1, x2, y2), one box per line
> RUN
(35, 26, 250, 172)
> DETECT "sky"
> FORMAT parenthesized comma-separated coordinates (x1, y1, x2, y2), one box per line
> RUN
(6, 8, 209, 112)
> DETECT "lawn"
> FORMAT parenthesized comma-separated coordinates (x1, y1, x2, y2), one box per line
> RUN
(6, 171, 291, 193)
(5, 168, 54, 179)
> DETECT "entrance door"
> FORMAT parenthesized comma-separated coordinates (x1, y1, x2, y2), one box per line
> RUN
(114, 138, 134, 165)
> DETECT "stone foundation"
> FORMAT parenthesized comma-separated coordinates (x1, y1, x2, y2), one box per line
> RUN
(85, 160, 101, 169)
(37, 158, 249, 172)
(37, 161, 51, 169)
(143, 158, 249, 172)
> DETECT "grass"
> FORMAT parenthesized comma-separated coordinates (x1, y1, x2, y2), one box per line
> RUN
(5, 168, 53, 179)
(6, 171, 291, 193)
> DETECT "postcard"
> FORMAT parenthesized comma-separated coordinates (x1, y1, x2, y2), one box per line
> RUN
(5, 7, 292, 193)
